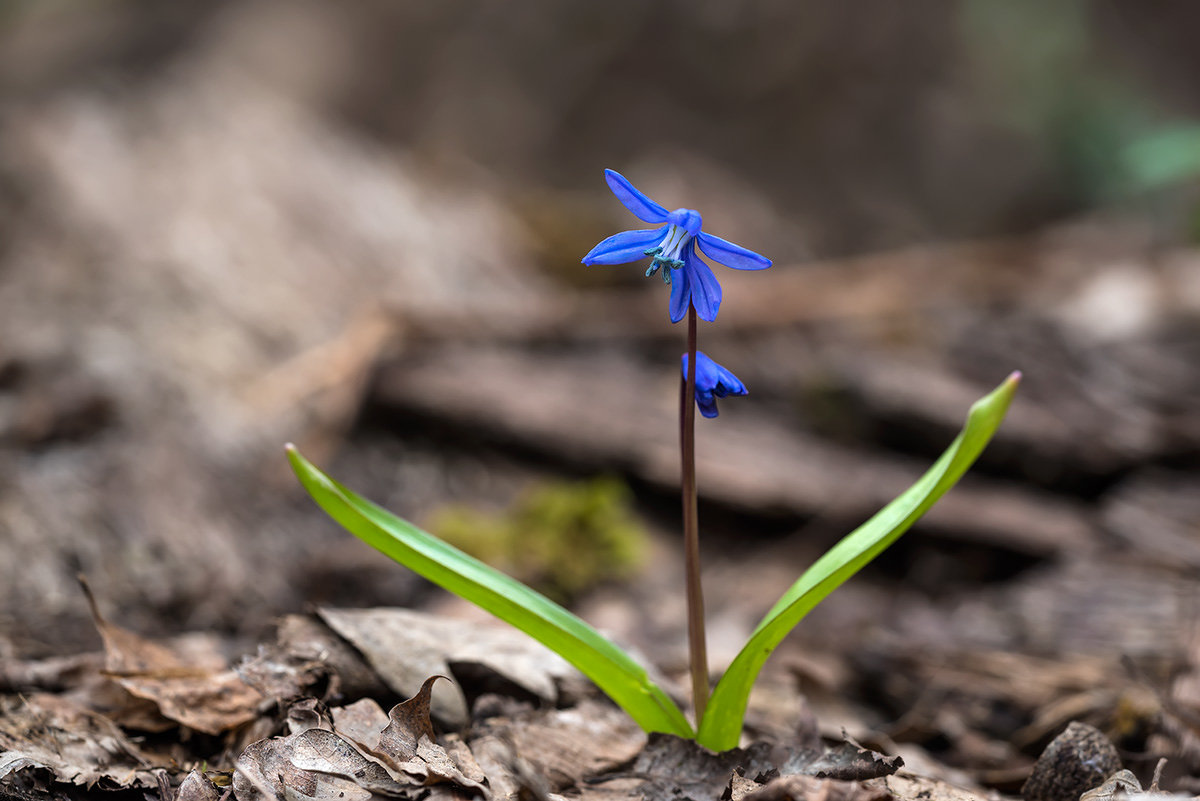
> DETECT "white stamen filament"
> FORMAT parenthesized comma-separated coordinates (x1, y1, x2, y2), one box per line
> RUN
(659, 224, 692, 262)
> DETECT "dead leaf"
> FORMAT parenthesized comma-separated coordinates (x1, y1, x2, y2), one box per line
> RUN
(473, 698, 646, 792)
(332, 697, 392, 752)
(176, 768, 221, 801)
(287, 697, 333, 734)
(1080, 770, 1145, 801)
(725, 769, 764, 801)
(235, 735, 350, 801)
(319, 607, 579, 727)
(368, 677, 488, 793)
(234, 678, 488, 801)
(288, 728, 412, 796)
(82, 579, 264, 735)
(378, 675, 443, 760)
(235, 726, 415, 801)
(883, 773, 992, 801)
(0, 651, 106, 694)
(744, 774, 892, 801)
(0, 693, 157, 789)
(236, 613, 391, 703)
(471, 735, 553, 801)
(801, 740, 903, 781)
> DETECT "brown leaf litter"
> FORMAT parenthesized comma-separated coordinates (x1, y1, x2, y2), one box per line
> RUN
(6, 594, 1199, 801)
(234, 676, 487, 801)
(0, 692, 158, 790)
(318, 606, 583, 727)
(82, 577, 264, 735)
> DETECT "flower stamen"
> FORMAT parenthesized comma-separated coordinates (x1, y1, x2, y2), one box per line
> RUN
(643, 224, 692, 281)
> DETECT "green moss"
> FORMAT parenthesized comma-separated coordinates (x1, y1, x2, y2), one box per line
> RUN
(428, 477, 647, 603)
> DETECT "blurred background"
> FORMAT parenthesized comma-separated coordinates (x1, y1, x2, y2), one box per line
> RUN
(1, 0, 1198, 744)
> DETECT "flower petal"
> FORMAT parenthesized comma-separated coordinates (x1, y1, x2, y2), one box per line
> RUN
(582, 226, 668, 265)
(683, 352, 742, 417)
(668, 266, 689, 323)
(696, 232, 772, 270)
(685, 351, 718, 390)
(605, 169, 670, 224)
(713, 362, 747, 398)
(684, 245, 722, 321)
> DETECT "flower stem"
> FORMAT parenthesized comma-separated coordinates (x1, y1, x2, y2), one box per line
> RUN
(679, 304, 709, 722)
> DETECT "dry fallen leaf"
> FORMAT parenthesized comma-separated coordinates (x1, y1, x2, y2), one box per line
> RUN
(471, 698, 646, 793)
(378, 675, 442, 760)
(234, 675, 487, 801)
(319, 607, 579, 727)
(176, 768, 222, 801)
(332, 697, 392, 751)
(0, 693, 157, 790)
(801, 739, 904, 781)
(82, 579, 264, 735)
(744, 774, 893, 801)
(236, 613, 391, 704)
(368, 677, 489, 793)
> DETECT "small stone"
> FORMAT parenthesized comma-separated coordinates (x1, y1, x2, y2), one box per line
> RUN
(1022, 721, 1122, 801)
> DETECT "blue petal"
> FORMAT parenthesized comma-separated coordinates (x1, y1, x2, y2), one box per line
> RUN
(605, 169, 670, 224)
(684, 245, 722, 321)
(686, 351, 719, 392)
(683, 351, 740, 417)
(713, 362, 747, 397)
(697, 232, 772, 271)
(668, 266, 689, 323)
(582, 226, 668, 265)
(696, 395, 720, 418)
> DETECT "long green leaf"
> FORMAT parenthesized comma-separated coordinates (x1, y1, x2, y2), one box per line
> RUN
(697, 371, 1020, 751)
(287, 446, 694, 738)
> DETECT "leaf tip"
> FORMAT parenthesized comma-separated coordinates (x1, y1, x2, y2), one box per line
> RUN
(1007, 370, 1023, 385)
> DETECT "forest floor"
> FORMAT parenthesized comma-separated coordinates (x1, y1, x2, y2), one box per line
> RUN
(2, 214, 1199, 800)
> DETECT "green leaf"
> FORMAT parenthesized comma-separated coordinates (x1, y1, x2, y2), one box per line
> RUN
(287, 446, 694, 738)
(697, 371, 1021, 751)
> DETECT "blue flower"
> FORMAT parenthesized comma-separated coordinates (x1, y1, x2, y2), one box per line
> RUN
(582, 169, 772, 323)
(682, 351, 747, 418)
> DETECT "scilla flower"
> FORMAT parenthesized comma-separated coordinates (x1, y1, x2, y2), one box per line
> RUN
(582, 169, 772, 323)
(682, 351, 748, 418)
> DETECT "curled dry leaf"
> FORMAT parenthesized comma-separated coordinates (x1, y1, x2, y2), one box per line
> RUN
(378, 675, 442, 760)
(370, 677, 488, 792)
(82, 580, 263, 735)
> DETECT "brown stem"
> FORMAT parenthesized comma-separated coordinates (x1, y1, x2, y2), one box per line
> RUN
(679, 305, 708, 722)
